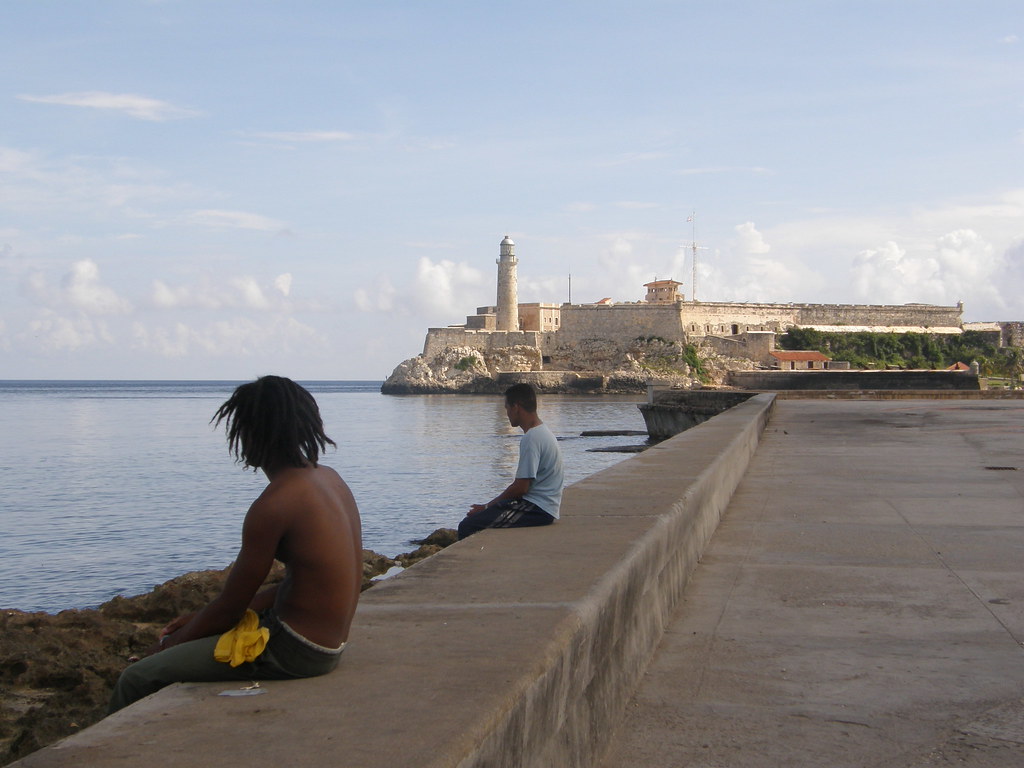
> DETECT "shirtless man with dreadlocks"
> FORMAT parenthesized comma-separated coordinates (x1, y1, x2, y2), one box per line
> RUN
(109, 375, 362, 712)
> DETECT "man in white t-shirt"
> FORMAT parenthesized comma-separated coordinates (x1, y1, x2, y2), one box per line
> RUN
(458, 383, 564, 540)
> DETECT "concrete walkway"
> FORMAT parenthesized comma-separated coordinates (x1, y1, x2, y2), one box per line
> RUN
(601, 399, 1024, 767)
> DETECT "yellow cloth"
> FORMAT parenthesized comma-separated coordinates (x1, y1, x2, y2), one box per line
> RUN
(214, 610, 270, 667)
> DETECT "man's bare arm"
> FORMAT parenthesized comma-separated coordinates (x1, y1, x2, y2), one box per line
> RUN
(248, 584, 279, 612)
(469, 477, 532, 514)
(159, 499, 282, 649)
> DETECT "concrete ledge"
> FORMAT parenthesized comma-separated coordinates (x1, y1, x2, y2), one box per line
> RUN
(770, 388, 1024, 400)
(15, 394, 775, 768)
(728, 369, 980, 390)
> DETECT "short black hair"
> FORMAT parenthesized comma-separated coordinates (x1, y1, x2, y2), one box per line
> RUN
(504, 382, 537, 413)
(212, 375, 335, 470)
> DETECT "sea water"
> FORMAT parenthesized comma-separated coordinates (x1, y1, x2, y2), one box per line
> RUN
(0, 381, 648, 612)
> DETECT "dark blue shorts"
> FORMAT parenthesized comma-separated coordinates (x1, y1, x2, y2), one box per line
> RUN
(458, 498, 555, 540)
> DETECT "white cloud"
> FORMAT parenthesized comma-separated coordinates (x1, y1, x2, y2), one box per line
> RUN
(132, 321, 191, 358)
(27, 311, 114, 351)
(18, 91, 199, 121)
(132, 316, 322, 359)
(274, 273, 292, 297)
(152, 278, 220, 310)
(186, 209, 287, 232)
(852, 241, 937, 303)
(150, 273, 296, 311)
(850, 229, 1008, 310)
(734, 221, 771, 254)
(23, 260, 130, 315)
(232, 276, 270, 310)
(707, 252, 816, 304)
(152, 280, 183, 309)
(1000, 34, 1018, 44)
(0, 143, 199, 218)
(63, 259, 133, 314)
(412, 257, 487, 318)
(593, 235, 656, 301)
(520, 275, 570, 303)
(0, 147, 35, 174)
(354, 277, 397, 312)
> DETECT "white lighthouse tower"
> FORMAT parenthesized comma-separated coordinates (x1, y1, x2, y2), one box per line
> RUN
(496, 235, 519, 332)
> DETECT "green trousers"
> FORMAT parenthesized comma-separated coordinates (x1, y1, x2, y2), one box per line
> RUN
(108, 610, 343, 713)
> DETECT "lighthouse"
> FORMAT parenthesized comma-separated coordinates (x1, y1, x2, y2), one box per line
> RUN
(496, 235, 519, 332)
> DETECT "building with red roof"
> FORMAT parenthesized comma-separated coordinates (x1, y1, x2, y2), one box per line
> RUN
(770, 350, 832, 370)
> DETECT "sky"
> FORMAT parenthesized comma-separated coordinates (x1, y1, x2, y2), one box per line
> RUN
(1, 1, 1022, 380)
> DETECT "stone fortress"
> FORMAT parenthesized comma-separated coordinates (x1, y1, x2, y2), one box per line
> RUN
(382, 236, 1022, 393)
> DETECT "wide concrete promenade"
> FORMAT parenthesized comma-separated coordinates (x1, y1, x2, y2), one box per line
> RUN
(602, 399, 1024, 767)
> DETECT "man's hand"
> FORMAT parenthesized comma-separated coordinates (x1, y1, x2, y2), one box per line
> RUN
(160, 612, 196, 639)
(468, 504, 487, 515)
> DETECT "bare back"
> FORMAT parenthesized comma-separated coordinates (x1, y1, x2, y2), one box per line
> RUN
(251, 464, 362, 648)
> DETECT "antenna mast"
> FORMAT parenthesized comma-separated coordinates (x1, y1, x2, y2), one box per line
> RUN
(687, 211, 707, 302)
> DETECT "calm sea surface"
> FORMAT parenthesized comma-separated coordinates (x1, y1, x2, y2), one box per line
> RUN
(0, 381, 648, 613)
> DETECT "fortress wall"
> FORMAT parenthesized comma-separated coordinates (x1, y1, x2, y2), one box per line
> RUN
(1002, 322, 1024, 348)
(700, 332, 775, 364)
(419, 302, 969, 365)
(700, 335, 747, 357)
(675, 302, 963, 336)
(794, 303, 962, 328)
(557, 304, 686, 346)
(422, 328, 540, 358)
(678, 303, 797, 334)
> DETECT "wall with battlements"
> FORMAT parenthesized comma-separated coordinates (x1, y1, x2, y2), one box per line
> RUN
(422, 327, 541, 359)
(678, 303, 794, 335)
(794, 302, 963, 328)
(556, 303, 687, 346)
(676, 301, 963, 336)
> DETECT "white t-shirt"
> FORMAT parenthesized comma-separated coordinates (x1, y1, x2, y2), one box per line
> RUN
(516, 423, 565, 518)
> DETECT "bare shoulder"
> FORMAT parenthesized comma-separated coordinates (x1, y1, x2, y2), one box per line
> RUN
(254, 465, 358, 518)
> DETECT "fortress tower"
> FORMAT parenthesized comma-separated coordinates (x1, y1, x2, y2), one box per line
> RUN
(496, 235, 519, 332)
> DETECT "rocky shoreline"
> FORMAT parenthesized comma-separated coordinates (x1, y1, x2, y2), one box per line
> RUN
(380, 339, 706, 395)
(379, 338, 757, 395)
(0, 529, 457, 766)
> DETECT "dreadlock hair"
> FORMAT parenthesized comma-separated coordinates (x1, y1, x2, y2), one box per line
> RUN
(212, 375, 336, 471)
(504, 382, 537, 413)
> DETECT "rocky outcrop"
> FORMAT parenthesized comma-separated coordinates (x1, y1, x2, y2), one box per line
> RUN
(382, 345, 544, 394)
(382, 338, 710, 394)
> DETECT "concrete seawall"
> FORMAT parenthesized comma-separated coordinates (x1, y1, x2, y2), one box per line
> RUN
(728, 369, 980, 390)
(15, 394, 775, 768)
